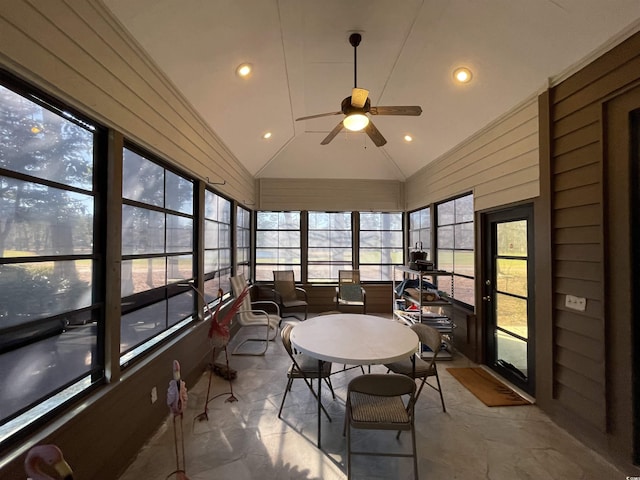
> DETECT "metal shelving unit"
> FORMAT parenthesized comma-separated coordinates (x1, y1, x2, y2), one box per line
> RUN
(392, 265, 455, 360)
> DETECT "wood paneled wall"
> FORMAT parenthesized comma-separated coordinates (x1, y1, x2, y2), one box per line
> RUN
(542, 30, 640, 469)
(257, 178, 404, 211)
(0, 0, 254, 204)
(405, 96, 540, 211)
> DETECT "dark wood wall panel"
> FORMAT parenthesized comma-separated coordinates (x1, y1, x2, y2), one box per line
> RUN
(555, 383, 606, 430)
(543, 30, 640, 462)
(555, 184, 601, 209)
(554, 225, 600, 244)
(555, 259, 600, 281)
(552, 33, 640, 104)
(556, 348, 604, 384)
(554, 104, 600, 137)
(554, 277, 603, 301)
(553, 163, 600, 191)
(553, 121, 601, 154)
(556, 310, 604, 340)
(554, 204, 601, 227)
(554, 143, 601, 173)
(555, 244, 601, 261)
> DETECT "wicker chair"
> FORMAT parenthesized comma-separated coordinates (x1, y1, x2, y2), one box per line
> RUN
(272, 270, 308, 320)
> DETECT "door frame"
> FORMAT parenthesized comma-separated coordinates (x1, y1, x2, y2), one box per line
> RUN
(480, 203, 535, 395)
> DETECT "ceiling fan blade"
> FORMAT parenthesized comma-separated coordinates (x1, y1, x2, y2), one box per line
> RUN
(369, 105, 423, 116)
(296, 111, 342, 121)
(364, 120, 387, 147)
(351, 88, 369, 108)
(320, 121, 345, 145)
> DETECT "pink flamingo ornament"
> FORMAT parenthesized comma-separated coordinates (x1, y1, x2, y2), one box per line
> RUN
(24, 444, 73, 480)
(196, 286, 250, 420)
(166, 360, 189, 480)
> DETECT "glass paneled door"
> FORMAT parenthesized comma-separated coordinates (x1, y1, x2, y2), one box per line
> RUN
(482, 205, 534, 395)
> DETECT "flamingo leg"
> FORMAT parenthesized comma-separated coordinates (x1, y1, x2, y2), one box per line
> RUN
(223, 345, 238, 403)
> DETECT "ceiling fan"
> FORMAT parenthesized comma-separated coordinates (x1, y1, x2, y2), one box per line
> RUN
(296, 33, 422, 147)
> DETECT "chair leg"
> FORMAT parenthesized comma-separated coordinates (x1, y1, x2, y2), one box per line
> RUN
(346, 419, 352, 479)
(278, 378, 294, 419)
(434, 370, 446, 412)
(324, 376, 336, 400)
(232, 323, 272, 356)
(411, 422, 419, 480)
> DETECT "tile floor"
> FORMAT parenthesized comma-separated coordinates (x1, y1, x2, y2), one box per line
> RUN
(118, 318, 627, 480)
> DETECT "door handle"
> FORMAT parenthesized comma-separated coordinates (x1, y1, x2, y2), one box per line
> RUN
(482, 296, 491, 302)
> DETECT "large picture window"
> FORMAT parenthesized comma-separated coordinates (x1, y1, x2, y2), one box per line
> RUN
(120, 147, 194, 361)
(409, 206, 431, 262)
(236, 205, 251, 281)
(0, 78, 103, 442)
(255, 211, 301, 281)
(436, 193, 475, 307)
(204, 190, 232, 299)
(359, 212, 403, 281)
(308, 211, 352, 282)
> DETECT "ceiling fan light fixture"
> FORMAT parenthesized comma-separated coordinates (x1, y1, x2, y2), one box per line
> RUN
(453, 67, 473, 84)
(343, 113, 369, 131)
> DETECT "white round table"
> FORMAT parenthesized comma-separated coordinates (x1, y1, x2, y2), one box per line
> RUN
(290, 313, 419, 448)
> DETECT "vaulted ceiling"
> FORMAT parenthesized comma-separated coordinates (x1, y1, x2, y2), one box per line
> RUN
(102, 0, 640, 181)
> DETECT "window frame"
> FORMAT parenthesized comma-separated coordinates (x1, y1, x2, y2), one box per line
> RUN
(435, 192, 475, 308)
(358, 211, 404, 281)
(255, 211, 302, 282)
(0, 69, 106, 445)
(119, 143, 196, 363)
(307, 211, 353, 283)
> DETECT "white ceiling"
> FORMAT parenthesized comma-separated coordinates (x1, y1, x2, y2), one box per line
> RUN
(102, 0, 640, 181)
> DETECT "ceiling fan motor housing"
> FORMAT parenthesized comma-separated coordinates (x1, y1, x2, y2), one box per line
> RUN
(341, 96, 370, 115)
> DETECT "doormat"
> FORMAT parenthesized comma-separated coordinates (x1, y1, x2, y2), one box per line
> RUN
(446, 367, 532, 407)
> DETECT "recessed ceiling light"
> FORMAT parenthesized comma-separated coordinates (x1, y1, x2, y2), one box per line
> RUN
(404, 135, 413, 142)
(453, 67, 473, 84)
(236, 63, 252, 78)
(262, 132, 272, 139)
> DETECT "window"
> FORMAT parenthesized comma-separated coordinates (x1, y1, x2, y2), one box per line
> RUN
(0, 77, 103, 442)
(203, 190, 232, 299)
(236, 205, 251, 282)
(120, 147, 194, 361)
(409, 206, 431, 262)
(308, 211, 352, 282)
(255, 211, 300, 281)
(359, 212, 403, 281)
(436, 193, 474, 307)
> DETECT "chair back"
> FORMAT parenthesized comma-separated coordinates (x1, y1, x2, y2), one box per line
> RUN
(348, 373, 416, 398)
(338, 269, 363, 302)
(230, 274, 252, 319)
(339, 269, 360, 284)
(273, 270, 298, 302)
(411, 323, 442, 364)
(280, 323, 295, 356)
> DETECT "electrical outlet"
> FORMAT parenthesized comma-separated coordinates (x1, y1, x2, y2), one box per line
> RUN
(565, 294, 586, 311)
(150, 386, 157, 404)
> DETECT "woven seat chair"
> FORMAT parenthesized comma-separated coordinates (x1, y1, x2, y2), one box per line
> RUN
(334, 269, 366, 314)
(273, 270, 308, 320)
(278, 323, 335, 421)
(344, 373, 418, 480)
(384, 322, 446, 411)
